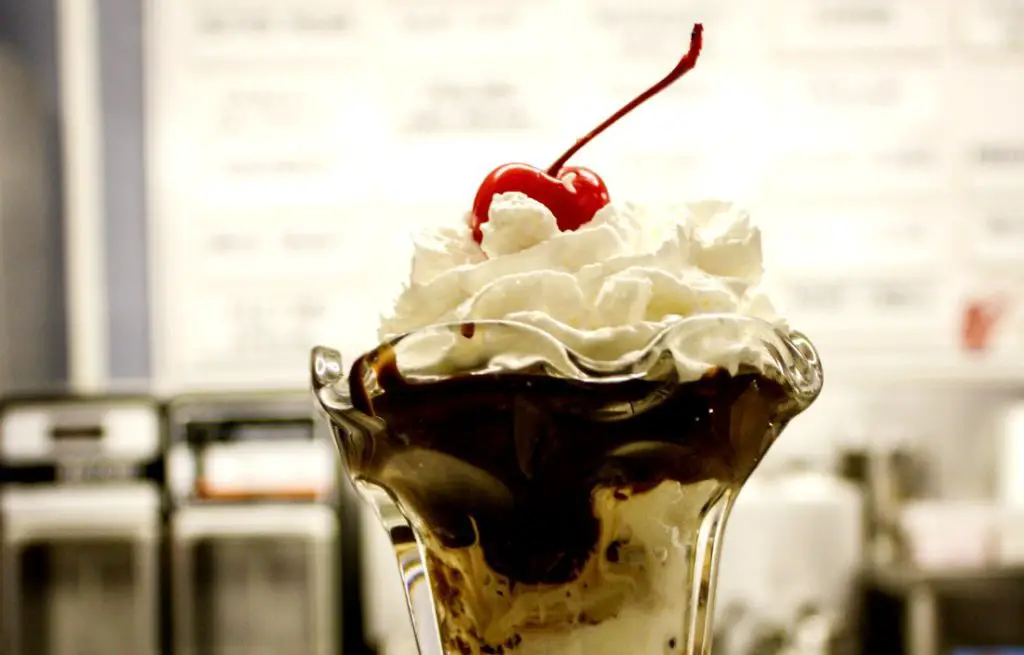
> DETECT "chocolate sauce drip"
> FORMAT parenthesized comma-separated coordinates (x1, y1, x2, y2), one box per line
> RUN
(337, 356, 793, 585)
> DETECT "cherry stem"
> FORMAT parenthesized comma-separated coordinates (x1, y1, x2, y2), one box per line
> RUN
(546, 23, 705, 177)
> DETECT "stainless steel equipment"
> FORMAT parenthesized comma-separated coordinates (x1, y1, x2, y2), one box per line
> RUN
(838, 432, 927, 568)
(0, 45, 58, 394)
(717, 467, 864, 631)
(0, 396, 164, 655)
(166, 393, 344, 655)
(714, 601, 852, 655)
(859, 565, 1024, 655)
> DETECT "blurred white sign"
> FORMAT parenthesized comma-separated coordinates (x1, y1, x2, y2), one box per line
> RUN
(145, 0, 1024, 390)
(954, 66, 1024, 190)
(147, 0, 398, 392)
(763, 0, 949, 53)
(958, 0, 1024, 54)
(762, 66, 947, 196)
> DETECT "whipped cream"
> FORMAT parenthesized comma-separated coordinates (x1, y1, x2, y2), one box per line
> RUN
(380, 193, 785, 380)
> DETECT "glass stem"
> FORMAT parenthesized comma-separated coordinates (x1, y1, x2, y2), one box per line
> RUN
(374, 492, 444, 655)
(686, 486, 739, 655)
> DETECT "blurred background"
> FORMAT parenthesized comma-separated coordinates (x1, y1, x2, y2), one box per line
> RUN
(1, 0, 1023, 654)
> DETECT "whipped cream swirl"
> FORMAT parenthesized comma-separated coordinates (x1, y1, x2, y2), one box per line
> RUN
(380, 193, 785, 379)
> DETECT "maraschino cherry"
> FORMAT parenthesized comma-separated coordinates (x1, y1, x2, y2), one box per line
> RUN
(470, 23, 705, 244)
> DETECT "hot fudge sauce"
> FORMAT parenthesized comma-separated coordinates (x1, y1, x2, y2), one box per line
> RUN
(332, 334, 806, 653)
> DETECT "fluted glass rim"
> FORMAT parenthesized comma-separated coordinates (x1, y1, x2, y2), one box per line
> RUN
(312, 314, 823, 414)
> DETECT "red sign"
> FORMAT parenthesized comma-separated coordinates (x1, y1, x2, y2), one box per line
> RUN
(962, 299, 1004, 352)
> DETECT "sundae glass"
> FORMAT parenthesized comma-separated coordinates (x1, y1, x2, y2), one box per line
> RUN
(312, 25, 823, 655)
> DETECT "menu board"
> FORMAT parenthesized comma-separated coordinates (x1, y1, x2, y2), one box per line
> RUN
(147, 0, 385, 390)
(147, 0, 1024, 391)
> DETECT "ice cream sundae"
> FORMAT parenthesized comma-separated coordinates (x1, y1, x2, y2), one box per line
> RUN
(313, 24, 822, 655)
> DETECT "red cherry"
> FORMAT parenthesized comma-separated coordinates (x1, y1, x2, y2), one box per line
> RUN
(471, 23, 705, 245)
(470, 164, 609, 242)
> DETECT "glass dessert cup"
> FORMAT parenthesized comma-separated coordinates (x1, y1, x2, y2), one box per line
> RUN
(312, 316, 822, 655)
